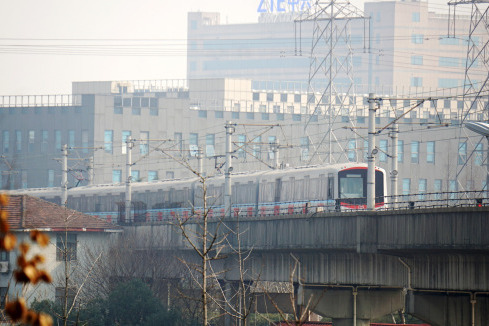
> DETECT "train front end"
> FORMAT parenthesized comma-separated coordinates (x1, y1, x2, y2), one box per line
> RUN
(337, 166, 386, 210)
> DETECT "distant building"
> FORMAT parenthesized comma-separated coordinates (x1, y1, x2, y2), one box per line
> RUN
(187, 0, 477, 93)
(0, 195, 121, 304)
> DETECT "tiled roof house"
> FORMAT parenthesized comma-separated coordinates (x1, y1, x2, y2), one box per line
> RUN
(0, 195, 122, 305)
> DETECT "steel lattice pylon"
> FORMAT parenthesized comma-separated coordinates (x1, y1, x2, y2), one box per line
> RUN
(449, 0, 489, 122)
(448, 0, 489, 191)
(295, 0, 369, 164)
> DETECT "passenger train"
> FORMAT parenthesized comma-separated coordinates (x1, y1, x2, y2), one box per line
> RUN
(13, 163, 386, 223)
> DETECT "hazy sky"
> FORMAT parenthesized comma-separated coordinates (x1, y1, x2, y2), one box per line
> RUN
(0, 0, 455, 95)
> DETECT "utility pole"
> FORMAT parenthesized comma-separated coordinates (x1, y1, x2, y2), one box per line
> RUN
(367, 94, 377, 210)
(225, 121, 236, 218)
(125, 138, 134, 223)
(389, 122, 398, 207)
(197, 146, 204, 176)
(61, 144, 68, 207)
(272, 140, 280, 169)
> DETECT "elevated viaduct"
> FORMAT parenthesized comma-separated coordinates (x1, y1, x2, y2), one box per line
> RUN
(126, 206, 489, 326)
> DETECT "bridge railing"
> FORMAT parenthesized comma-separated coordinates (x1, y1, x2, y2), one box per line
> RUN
(383, 190, 487, 210)
(86, 191, 488, 225)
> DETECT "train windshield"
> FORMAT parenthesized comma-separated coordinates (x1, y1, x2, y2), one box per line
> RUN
(338, 168, 385, 207)
(339, 172, 365, 199)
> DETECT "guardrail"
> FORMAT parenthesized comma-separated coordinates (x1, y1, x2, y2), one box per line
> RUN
(87, 190, 489, 225)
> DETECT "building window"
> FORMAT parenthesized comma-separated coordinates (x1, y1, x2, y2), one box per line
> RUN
(397, 140, 404, 163)
(411, 77, 423, 87)
(48, 170, 55, 188)
(280, 94, 287, 102)
(206, 134, 215, 157)
(266, 93, 274, 102)
(262, 113, 270, 120)
(237, 134, 246, 159)
(215, 111, 224, 119)
(434, 179, 442, 199)
(412, 12, 420, 22)
(253, 93, 260, 101)
(122, 130, 131, 154)
(132, 107, 141, 115)
(140, 131, 149, 155)
(131, 170, 140, 182)
(475, 143, 483, 166)
(40, 130, 48, 153)
(294, 94, 301, 103)
(55, 287, 76, 307)
(198, 110, 207, 118)
(232, 112, 240, 119)
(28, 130, 35, 153)
(55, 130, 62, 152)
(268, 136, 276, 160)
(301, 137, 310, 161)
(174, 132, 183, 154)
(292, 114, 301, 122)
(189, 133, 198, 157)
(68, 130, 75, 148)
(347, 139, 356, 162)
(458, 141, 467, 165)
(253, 136, 262, 159)
(427, 141, 435, 163)
(379, 139, 388, 162)
(15, 130, 22, 153)
(246, 112, 255, 120)
(411, 34, 424, 44)
(0, 251, 8, 262)
(114, 106, 123, 114)
(402, 178, 411, 195)
(411, 56, 423, 65)
(0, 287, 7, 309)
(2, 131, 9, 153)
(411, 141, 419, 163)
(449, 180, 457, 199)
(112, 170, 122, 184)
(104, 130, 113, 153)
(148, 171, 158, 182)
(418, 179, 427, 200)
(56, 233, 77, 261)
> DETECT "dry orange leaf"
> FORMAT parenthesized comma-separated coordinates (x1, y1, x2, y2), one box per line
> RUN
(0, 233, 17, 251)
(5, 298, 27, 322)
(19, 242, 30, 255)
(0, 193, 9, 206)
(30, 231, 50, 247)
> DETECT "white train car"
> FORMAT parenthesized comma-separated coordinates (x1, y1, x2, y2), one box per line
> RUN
(10, 163, 386, 223)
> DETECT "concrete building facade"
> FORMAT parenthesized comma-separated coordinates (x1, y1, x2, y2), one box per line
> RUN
(0, 78, 486, 202)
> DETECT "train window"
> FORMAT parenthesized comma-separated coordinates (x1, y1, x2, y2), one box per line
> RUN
(327, 173, 334, 200)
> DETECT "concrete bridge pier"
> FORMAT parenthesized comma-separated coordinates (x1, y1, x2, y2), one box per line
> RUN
(305, 287, 405, 326)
